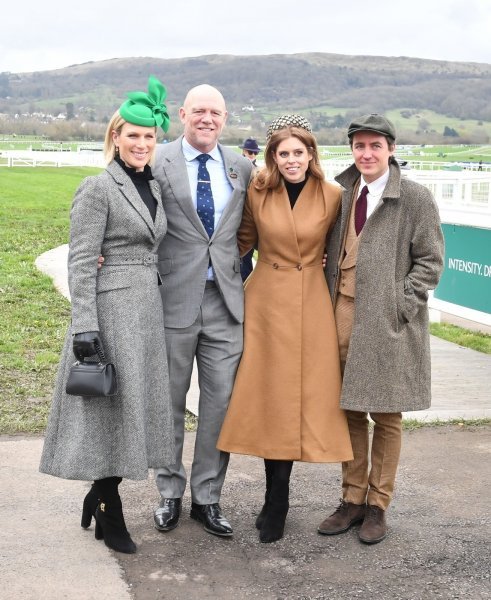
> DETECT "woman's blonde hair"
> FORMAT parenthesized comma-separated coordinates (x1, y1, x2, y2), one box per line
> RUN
(103, 110, 157, 166)
(254, 126, 324, 191)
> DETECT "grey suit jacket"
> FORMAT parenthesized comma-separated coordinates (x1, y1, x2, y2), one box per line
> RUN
(153, 137, 252, 328)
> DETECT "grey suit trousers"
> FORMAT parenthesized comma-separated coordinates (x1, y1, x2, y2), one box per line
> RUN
(154, 283, 243, 505)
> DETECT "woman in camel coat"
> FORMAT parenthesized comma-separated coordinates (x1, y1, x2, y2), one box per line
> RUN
(217, 114, 352, 543)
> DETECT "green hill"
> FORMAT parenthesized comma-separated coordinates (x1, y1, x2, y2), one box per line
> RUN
(1, 53, 490, 144)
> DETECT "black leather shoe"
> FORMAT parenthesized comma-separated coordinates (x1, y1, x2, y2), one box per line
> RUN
(154, 498, 182, 532)
(190, 502, 233, 537)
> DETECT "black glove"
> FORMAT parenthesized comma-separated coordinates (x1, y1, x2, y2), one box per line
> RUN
(72, 331, 102, 361)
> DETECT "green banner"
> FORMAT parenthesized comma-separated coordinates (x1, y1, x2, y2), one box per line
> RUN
(434, 224, 491, 313)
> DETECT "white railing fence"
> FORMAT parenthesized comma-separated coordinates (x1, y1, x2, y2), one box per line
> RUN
(2, 150, 490, 222)
(0, 149, 105, 168)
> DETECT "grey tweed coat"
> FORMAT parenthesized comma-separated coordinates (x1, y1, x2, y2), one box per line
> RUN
(325, 161, 444, 413)
(40, 161, 175, 481)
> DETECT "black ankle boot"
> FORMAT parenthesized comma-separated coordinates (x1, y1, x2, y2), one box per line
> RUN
(255, 460, 274, 530)
(94, 477, 136, 554)
(259, 460, 293, 543)
(81, 483, 99, 529)
(95, 502, 136, 553)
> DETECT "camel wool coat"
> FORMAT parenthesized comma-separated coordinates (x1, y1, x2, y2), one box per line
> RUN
(217, 176, 353, 462)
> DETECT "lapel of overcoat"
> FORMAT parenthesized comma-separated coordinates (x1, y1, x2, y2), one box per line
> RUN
(149, 179, 165, 236)
(106, 160, 158, 238)
(272, 176, 321, 261)
(270, 184, 303, 262)
(335, 164, 360, 249)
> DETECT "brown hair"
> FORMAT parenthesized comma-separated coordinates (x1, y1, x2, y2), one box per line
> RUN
(254, 126, 324, 191)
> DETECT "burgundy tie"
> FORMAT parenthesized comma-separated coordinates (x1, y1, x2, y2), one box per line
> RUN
(355, 185, 368, 235)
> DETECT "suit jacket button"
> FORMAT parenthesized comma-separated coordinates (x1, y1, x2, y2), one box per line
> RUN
(273, 263, 279, 269)
(297, 264, 302, 270)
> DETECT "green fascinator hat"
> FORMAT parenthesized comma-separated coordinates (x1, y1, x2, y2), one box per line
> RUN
(119, 76, 170, 132)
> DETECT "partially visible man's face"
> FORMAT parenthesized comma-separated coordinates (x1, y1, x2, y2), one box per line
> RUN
(242, 149, 258, 162)
(351, 132, 395, 183)
(179, 85, 228, 153)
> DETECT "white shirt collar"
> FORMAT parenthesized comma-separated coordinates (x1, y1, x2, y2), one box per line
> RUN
(360, 167, 390, 197)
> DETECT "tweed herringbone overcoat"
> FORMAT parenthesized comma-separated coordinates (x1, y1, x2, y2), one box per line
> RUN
(217, 177, 353, 462)
(325, 161, 445, 413)
(40, 161, 175, 481)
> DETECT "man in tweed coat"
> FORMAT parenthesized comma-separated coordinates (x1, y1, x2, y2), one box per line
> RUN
(152, 85, 252, 537)
(319, 114, 444, 544)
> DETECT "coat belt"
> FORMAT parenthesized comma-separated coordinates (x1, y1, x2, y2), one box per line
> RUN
(103, 254, 158, 266)
(258, 258, 322, 271)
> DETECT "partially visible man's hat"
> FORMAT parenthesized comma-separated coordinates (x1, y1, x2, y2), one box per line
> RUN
(119, 75, 170, 132)
(239, 138, 261, 153)
(266, 114, 312, 141)
(347, 113, 396, 142)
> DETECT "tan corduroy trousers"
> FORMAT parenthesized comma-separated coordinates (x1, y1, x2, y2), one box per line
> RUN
(335, 293, 402, 510)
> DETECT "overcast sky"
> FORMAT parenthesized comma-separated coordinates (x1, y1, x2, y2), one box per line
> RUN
(1, 0, 490, 73)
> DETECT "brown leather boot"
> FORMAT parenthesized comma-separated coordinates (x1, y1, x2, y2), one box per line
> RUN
(317, 500, 366, 535)
(358, 504, 387, 544)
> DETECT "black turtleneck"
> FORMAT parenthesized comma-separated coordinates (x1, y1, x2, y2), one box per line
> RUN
(284, 176, 308, 209)
(115, 155, 157, 222)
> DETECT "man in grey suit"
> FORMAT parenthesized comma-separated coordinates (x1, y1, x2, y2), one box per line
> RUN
(152, 84, 252, 537)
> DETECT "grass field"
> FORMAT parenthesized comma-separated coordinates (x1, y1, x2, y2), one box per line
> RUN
(429, 322, 491, 354)
(0, 167, 100, 432)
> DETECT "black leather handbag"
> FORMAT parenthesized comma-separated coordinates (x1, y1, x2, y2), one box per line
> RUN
(66, 342, 118, 397)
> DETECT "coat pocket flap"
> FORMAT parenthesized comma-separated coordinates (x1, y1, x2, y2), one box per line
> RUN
(96, 273, 132, 293)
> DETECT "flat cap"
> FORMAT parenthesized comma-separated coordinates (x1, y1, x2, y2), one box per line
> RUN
(347, 113, 396, 141)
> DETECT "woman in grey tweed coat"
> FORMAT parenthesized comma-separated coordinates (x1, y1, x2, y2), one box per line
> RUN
(39, 77, 175, 554)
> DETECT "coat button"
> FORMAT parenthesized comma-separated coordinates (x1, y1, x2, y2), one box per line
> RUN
(297, 264, 303, 271)
(273, 263, 279, 269)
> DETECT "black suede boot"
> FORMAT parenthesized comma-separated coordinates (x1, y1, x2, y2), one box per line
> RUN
(259, 460, 293, 543)
(94, 477, 136, 554)
(81, 483, 99, 529)
(255, 459, 274, 530)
